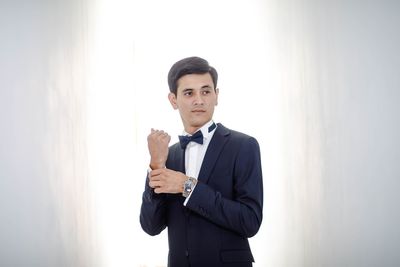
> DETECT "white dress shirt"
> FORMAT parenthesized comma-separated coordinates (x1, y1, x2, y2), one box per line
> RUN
(183, 120, 217, 205)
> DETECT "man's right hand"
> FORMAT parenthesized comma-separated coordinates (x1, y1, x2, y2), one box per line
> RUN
(147, 128, 171, 169)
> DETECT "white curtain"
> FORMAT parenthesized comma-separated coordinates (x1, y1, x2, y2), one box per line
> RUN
(0, 0, 95, 266)
(1, 0, 399, 266)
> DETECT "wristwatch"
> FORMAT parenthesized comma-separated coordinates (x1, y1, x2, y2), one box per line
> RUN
(183, 176, 197, 198)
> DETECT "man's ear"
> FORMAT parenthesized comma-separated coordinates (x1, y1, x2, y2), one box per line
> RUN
(168, 93, 178, 110)
(215, 88, 219, 106)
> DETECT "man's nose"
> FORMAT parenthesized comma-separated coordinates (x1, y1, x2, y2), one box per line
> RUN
(193, 93, 204, 105)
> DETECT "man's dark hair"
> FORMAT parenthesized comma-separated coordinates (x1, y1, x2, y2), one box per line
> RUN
(167, 56, 218, 95)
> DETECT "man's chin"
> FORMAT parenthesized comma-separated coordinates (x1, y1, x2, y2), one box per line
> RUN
(192, 118, 209, 127)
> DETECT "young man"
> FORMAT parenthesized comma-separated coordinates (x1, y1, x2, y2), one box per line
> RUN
(140, 56, 263, 267)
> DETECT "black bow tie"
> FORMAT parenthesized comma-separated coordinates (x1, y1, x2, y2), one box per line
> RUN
(178, 122, 216, 149)
(179, 130, 203, 149)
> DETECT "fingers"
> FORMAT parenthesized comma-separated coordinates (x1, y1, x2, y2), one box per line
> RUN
(148, 129, 171, 144)
(150, 128, 170, 137)
(148, 173, 165, 193)
(148, 169, 168, 193)
(148, 169, 163, 182)
(148, 169, 184, 194)
(149, 168, 164, 176)
(148, 178, 162, 189)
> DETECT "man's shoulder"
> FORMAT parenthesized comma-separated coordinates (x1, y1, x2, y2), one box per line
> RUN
(215, 123, 260, 152)
(216, 123, 257, 142)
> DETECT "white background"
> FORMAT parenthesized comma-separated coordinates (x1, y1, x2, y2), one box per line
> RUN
(1, 0, 399, 266)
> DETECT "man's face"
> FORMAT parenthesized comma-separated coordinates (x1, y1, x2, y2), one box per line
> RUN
(168, 73, 219, 134)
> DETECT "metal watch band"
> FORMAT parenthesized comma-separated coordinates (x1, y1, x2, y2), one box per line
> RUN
(183, 177, 197, 198)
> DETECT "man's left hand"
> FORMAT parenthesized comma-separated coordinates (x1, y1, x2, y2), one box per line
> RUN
(148, 168, 187, 194)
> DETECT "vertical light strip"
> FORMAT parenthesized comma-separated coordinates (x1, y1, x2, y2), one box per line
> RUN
(88, 0, 279, 266)
(87, 0, 139, 266)
(45, 1, 96, 266)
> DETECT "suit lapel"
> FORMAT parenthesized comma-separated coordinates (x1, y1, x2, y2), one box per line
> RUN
(178, 146, 186, 173)
(169, 143, 186, 173)
(198, 123, 230, 184)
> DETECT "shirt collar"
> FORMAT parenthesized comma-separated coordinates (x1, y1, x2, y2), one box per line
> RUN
(183, 120, 216, 140)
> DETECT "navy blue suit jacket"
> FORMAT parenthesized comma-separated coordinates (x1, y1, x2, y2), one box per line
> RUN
(140, 123, 263, 267)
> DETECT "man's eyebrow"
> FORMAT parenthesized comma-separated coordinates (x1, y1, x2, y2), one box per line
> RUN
(181, 85, 212, 92)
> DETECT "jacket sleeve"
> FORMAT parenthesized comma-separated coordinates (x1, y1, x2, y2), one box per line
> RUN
(185, 137, 263, 237)
(139, 175, 168, 236)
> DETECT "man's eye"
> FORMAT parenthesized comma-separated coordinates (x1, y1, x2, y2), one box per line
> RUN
(183, 91, 192, 96)
(202, 90, 210, 95)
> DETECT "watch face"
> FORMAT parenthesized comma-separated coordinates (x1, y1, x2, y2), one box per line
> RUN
(183, 177, 196, 197)
(184, 181, 191, 192)
(183, 180, 192, 197)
